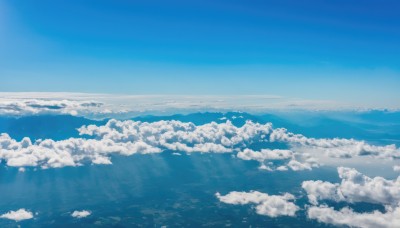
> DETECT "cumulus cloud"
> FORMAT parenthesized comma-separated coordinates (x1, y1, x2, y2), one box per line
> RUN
(307, 205, 400, 228)
(394, 165, 400, 172)
(0, 133, 116, 168)
(302, 167, 400, 227)
(302, 167, 400, 206)
(1, 117, 399, 170)
(302, 180, 338, 205)
(0, 209, 33, 222)
(77, 119, 272, 153)
(71, 210, 91, 218)
(270, 128, 400, 160)
(0, 120, 272, 168)
(216, 191, 299, 217)
(237, 148, 319, 171)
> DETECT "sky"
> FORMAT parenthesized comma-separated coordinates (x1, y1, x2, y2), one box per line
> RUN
(1, 0, 400, 108)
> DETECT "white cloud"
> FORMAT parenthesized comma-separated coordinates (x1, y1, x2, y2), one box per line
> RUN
(216, 191, 299, 217)
(78, 119, 272, 153)
(394, 165, 400, 172)
(0, 92, 354, 119)
(0, 97, 104, 117)
(237, 148, 319, 171)
(301, 180, 339, 205)
(307, 205, 400, 228)
(270, 128, 400, 160)
(0, 120, 272, 168)
(0, 209, 33, 222)
(0, 133, 159, 168)
(303, 167, 400, 227)
(71, 210, 91, 218)
(302, 167, 400, 206)
(1, 117, 399, 170)
(237, 148, 293, 162)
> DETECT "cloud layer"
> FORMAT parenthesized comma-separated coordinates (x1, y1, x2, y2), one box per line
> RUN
(0, 97, 104, 116)
(0, 92, 354, 118)
(1, 118, 399, 170)
(0, 120, 272, 168)
(0, 109, 399, 226)
(216, 191, 299, 217)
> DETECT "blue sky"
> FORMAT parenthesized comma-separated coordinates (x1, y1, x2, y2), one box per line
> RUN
(1, 0, 399, 108)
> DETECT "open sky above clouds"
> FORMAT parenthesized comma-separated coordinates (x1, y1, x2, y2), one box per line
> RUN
(1, 0, 400, 109)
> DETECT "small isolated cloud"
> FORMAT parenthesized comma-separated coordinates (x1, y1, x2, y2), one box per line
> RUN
(307, 205, 400, 228)
(302, 167, 400, 206)
(216, 191, 299, 217)
(394, 165, 400, 172)
(71, 210, 91, 218)
(0, 209, 33, 222)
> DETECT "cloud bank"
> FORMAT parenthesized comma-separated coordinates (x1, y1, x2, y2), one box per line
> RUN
(0, 120, 271, 168)
(0, 97, 105, 117)
(216, 191, 299, 217)
(270, 128, 400, 159)
(0, 92, 354, 118)
(307, 205, 400, 228)
(0, 118, 399, 170)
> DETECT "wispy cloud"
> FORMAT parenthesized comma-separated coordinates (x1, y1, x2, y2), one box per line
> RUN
(0, 92, 355, 118)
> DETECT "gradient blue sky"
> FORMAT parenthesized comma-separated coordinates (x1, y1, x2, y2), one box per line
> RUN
(1, 0, 399, 107)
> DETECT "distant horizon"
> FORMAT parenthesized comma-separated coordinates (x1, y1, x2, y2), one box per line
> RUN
(0, 92, 399, 120)
(2, 0, 400, 109)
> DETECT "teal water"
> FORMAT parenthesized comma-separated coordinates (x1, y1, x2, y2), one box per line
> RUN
(0, 153, 339, 227)
(0, 112, 398, 227)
